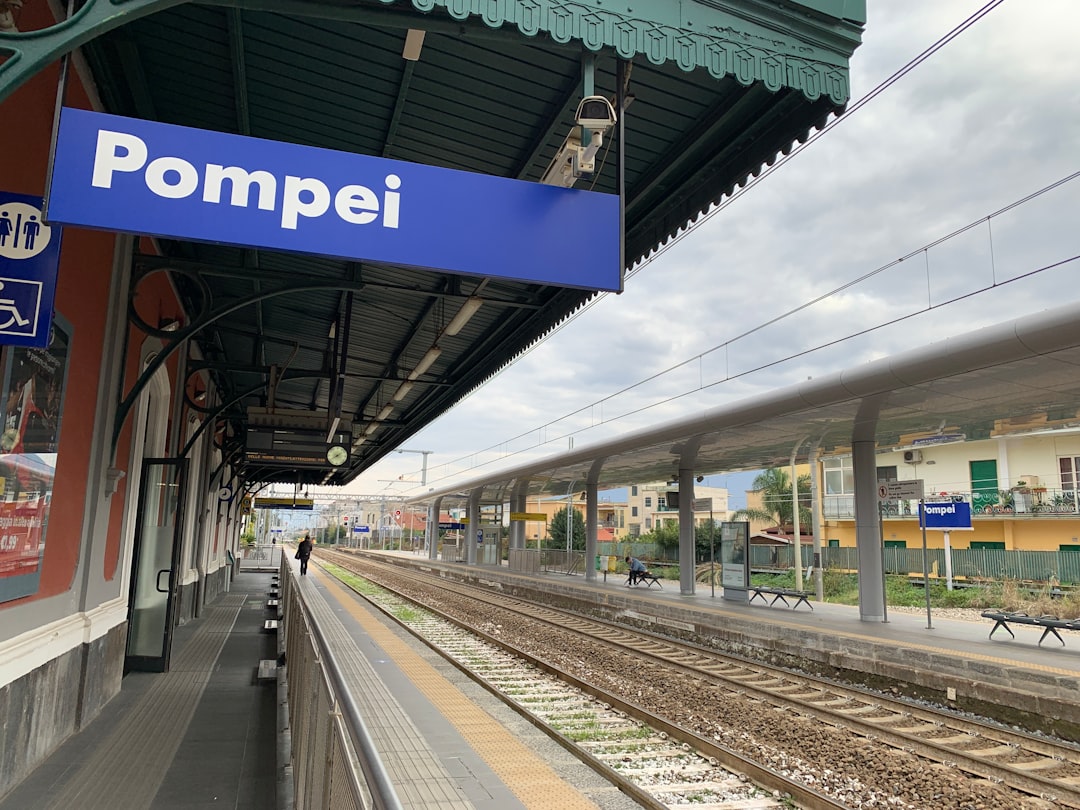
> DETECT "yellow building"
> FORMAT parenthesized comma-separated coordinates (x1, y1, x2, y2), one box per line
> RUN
(521, 495, 627, 545)
(818, 424, 1080, 553)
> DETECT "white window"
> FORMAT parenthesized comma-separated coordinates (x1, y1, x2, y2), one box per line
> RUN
(823, 456, 854, 495)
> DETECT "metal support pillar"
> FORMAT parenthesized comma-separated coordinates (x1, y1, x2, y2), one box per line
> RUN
(853, 440, 885, 621)
(790, 436, 807, 591)
(809, 443, 824, 601)
(427, 497, 441, 560)
(679, 467, 695, 595)
(510, 479, 528, 550)
(467, 488, 481, 565)
(585, 460, 602, 583)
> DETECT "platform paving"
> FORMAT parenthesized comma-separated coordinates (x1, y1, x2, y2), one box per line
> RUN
(0, 572, 278, 810)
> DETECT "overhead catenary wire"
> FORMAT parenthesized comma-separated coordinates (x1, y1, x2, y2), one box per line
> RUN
(396, 1, 1018, 486)
(413, 168, 1078, 488)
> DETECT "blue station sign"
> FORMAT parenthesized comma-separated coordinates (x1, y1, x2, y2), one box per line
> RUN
(920, 501, 972, 530)
(47, 109, 621, 291)
(0, 191, 62, 348)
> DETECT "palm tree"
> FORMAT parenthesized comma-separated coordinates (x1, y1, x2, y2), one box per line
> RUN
(731, 467, 812, 531)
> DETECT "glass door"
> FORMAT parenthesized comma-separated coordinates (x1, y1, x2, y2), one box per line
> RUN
(125, 458, 188, 673)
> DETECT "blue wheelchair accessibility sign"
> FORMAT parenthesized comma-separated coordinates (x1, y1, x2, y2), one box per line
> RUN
(0, 192, 62, 347)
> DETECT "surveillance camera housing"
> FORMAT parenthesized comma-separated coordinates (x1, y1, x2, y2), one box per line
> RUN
(575, 95, 617, 132)
(574, 96, 617, 174)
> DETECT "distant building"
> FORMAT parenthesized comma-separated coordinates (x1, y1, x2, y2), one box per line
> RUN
(625, 482, 729, 537)
(820, 422, 1080, 552)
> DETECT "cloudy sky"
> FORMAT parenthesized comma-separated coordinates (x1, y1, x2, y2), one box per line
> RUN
(340, 0, 1080, 505)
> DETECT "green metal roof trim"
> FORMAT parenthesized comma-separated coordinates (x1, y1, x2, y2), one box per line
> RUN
(394, 0, 862, 104)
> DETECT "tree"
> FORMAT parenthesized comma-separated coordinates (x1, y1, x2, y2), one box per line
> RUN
(548, 506, 586, 550)
(731, 467, 812, 530)
(642, 519, 722, 563)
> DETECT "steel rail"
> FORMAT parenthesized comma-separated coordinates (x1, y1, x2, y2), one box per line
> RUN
(334, 552, 1080, 808)
(317, 550, 844, 810)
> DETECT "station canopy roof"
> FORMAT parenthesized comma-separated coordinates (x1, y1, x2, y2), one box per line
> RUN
(37, 0, 865, 485)
(413, 300, 1080, 508)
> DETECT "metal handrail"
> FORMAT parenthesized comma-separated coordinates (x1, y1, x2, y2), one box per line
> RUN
(305, 598, 404, 810)
(282, 560, 404, 810)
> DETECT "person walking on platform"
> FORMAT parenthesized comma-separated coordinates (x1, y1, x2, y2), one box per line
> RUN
(625, 555, 647, 586)
(296, 534, 313, 575)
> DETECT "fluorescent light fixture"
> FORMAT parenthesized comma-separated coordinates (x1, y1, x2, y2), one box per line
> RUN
(352, 436, 365, 449)
(444, 297, 483, 336)
(392, 380, 414, 402)
(364, 423, 379, 436)
(376, 404, 394, 421)
(326, 416, 340, 443)
(408, 346, 441, 381)
(328, 322, 336, 339)
(403, 29, 425, 61)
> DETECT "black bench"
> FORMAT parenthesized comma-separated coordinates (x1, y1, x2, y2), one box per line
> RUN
(749, 586, 812, 610)
(627, 571, 662, 588)
(982, 610, 1080, 646)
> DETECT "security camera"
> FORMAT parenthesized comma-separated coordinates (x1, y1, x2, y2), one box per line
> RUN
(574, 95, 617, 174)
(576, 95, 617, 131)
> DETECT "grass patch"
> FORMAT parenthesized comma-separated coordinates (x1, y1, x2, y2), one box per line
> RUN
(322, 562, 383, 595)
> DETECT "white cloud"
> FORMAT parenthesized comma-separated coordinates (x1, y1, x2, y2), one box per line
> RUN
(346, 0, 1080, 497)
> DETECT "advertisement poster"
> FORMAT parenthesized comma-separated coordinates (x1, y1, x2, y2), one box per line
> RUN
(0, 316, 70, 603)
(720, 521, 749, 592)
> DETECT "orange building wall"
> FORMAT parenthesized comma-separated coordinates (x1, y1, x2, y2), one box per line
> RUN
(2, 18, 108, 600)
(1, 2, 184, 599)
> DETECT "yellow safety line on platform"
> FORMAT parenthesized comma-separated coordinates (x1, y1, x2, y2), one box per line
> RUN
(316, 570, 601, 810)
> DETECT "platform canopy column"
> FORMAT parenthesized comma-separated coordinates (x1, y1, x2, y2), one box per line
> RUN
(584, 460, 603, 583)
(427, 497, 442, 560)
(678, 467, 697, 595)
(809, 443, 825, 601)
(509, 479, 528, 551)
(853, 439, 885, 621)
(467, 489, 481, 565)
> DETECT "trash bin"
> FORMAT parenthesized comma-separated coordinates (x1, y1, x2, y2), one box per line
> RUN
(607, 555, 617, 572)
(595, 555, 603, 570)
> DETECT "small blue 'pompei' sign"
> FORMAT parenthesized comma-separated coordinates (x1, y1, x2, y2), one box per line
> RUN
(47, 109, 621, 291)
(0, 191, 62, 348)
(920, 501, 972, 530)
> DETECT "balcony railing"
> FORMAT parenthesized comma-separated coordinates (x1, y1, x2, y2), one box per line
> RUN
(823, 488, 1080, 520)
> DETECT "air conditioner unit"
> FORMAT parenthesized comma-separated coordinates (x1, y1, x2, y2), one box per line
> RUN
(903, 449, 923, 464)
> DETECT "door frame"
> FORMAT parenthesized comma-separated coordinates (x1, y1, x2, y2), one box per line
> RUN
(124, 456, 189, 673)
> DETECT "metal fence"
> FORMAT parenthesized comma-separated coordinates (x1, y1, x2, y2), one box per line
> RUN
(239, 543, 283, 571)
(596, 542, 679, 563)
(281, 559, 403, 810)
(824, 488, 1080, 520)
(536, 548, 585, 575)
(514, 540, 1080, 584)
(750, 545, 1080, 584)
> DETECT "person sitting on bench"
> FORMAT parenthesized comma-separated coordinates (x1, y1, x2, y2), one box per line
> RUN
(625, 555, 648, 585)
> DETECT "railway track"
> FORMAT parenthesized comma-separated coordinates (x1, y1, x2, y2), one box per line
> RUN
(317, 550, 1080, 808)
(317, 552, 837, 808)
